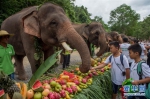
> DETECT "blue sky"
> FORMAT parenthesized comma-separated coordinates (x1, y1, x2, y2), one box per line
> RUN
(74, 0, 150, 23)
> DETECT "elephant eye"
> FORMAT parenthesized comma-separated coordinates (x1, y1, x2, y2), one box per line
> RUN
(50, 20, 57, 27)
(95, 32, 99, 35)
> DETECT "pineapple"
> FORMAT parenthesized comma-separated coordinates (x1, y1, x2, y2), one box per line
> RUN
(0, 71, 20, 99)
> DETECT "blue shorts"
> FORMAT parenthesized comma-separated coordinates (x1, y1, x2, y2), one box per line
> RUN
(112, 82, 122, 94)
(8, 73, 15, 79)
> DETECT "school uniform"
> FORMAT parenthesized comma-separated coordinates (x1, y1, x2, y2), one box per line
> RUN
(120, 43, 134, 66)
(128, 62, 150, 99)
(105, 55, 129, 94)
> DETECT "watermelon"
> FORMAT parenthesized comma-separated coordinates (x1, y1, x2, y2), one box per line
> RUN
(32, 80, 44, 92)
(0, 89, 5, 97)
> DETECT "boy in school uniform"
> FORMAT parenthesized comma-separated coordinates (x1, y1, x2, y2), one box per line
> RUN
(128, 44, 150, 99)
(91, 41, 130, 99)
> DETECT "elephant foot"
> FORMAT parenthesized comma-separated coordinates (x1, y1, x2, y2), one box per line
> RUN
(17, 75, 28, 80)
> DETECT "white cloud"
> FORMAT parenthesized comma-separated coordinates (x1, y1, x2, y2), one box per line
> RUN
(74, 0, 150, 23)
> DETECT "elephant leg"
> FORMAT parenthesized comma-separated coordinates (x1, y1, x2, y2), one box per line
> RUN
(14, 55, 27, 80)
(21, 34, 40, 75)
(14, 62, 18, 75)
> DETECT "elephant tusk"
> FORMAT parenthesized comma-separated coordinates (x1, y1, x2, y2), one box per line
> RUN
(61, 42, 73, 51)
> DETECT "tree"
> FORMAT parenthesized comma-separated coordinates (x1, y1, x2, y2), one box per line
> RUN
(74, 5, 91, 23)
(140, 15, 150, 39)
(91, 16, 110, 32)
(108, 4, 140, 36)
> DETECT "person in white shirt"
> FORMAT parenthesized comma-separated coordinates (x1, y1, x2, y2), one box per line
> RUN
(133, 39, 147, 60)
(91, 41, 130, 99)
(128, 44, 150, 99)
(120, 37, 133, 66)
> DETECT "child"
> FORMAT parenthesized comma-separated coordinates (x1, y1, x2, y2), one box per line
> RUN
(132, 39, 147, 60)
(0, 30, 15, 79)
(91, 41, 130, 99)
(128, 44, 150, 99)
(120, 37, 134, 66)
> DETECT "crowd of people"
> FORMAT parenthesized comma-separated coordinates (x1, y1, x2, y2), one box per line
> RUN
(91, 37, 150, 99)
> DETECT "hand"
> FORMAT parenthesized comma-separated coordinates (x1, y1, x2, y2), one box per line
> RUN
(90, 67, 96, 71)
(132, 80, 139, 85)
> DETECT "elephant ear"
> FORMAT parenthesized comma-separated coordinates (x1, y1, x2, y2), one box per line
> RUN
(82, 24, 90, 40)
(22, 7, 40, 38)
(82, 31, 89, 40)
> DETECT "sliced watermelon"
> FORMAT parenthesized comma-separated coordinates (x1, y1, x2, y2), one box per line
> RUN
(0, 89, 5, 97)
(32, 80, 44, 92)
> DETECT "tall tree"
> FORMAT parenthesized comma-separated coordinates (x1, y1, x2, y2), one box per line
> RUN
(140, 15, 150, 39)
(74, 5, 91, 23)
(92, 16, 110, 32)
(108, 4, 140, 35)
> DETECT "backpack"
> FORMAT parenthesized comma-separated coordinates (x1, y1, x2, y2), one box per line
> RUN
(137, 61, 150, 99)
(109, 54, 124, 67)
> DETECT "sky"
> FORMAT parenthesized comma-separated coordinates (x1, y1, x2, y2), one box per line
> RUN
(74, 0, 150, 23)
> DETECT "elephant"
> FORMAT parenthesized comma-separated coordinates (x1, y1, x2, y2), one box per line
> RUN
(105, 31, 123, 44)
(73, 22, 108, 56)
(1, 3, 91, 80)
(120, 34, 136, 43)
(94, 31, 123, 55)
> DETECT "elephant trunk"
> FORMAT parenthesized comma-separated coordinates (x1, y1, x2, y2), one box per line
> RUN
(58, 24, 91, 73)
(118, 35, 123, 43)
(96, 33, 108, 56)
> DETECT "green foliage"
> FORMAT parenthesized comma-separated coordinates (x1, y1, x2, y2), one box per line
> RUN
(92, 16, 110, 32)
(108, 4, 140, 36)
(74, 5, 92, 23)
(140, 15, 150, 39)
(0, 0, 76, 26)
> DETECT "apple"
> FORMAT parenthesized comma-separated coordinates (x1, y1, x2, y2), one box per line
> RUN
(92, 71, 98, 75)
(42, 80, 49, 84)
(85, 76, 90, 79)
(88, 73, 93, 77)
(62, 85, 67, 90)
(50, 81, 57, 87)
(43, 96, 49, 99)
(82, 78, 87, 84)
(100, 68, 105, 72)
(43, 84, 51, 89)
(59, 79, 66, 85)
(55, 84, 62, 92)
(26, 89, 34, 99)
(42, 89, 50, 96)
(34, 92, 42, 99)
